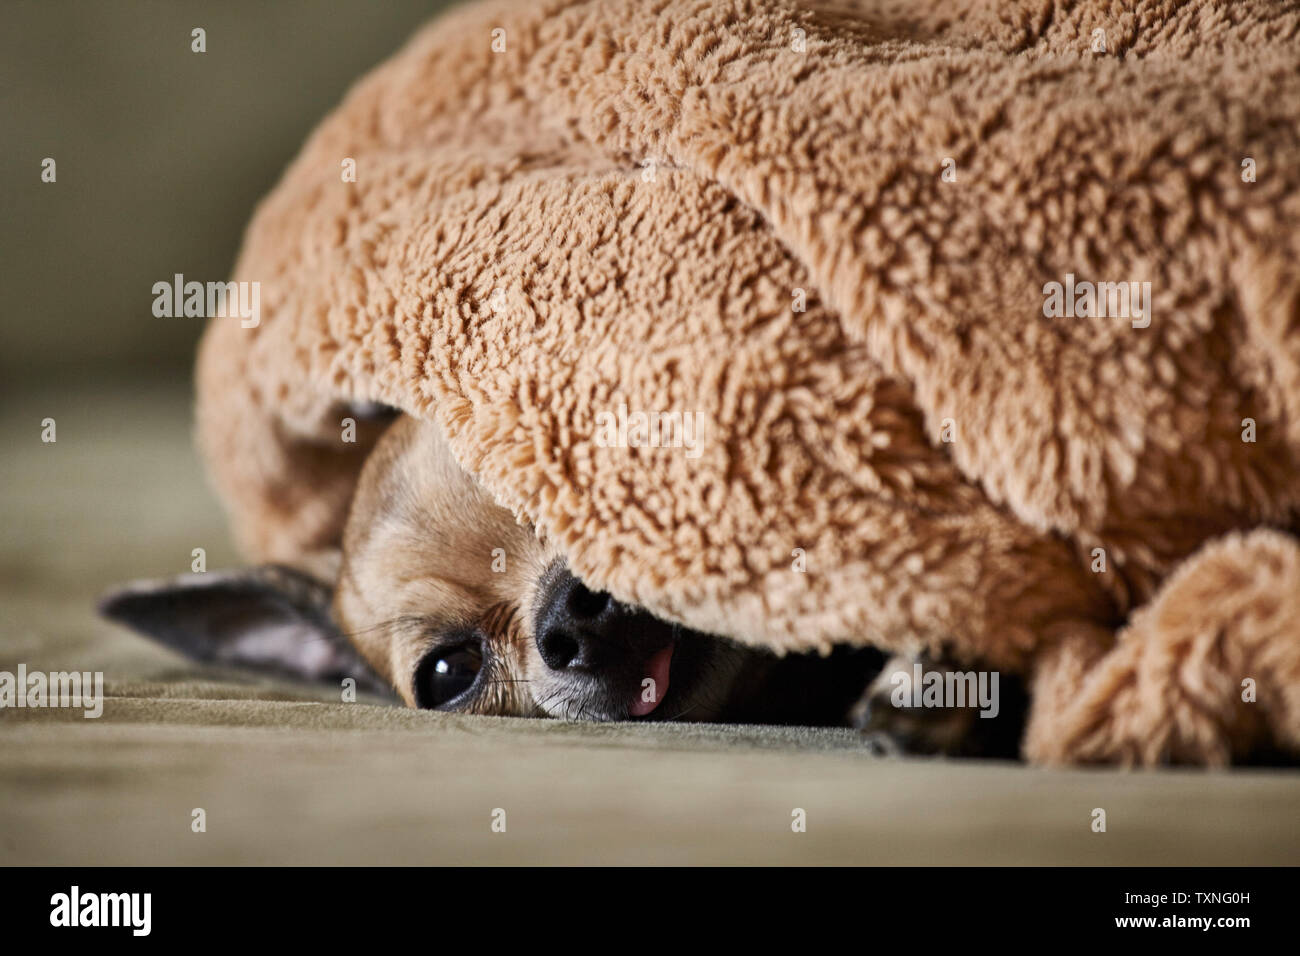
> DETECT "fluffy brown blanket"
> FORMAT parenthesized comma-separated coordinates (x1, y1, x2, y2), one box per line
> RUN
(195, 0, 1300, 764)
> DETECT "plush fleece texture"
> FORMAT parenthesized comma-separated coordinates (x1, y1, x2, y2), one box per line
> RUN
(195, 0, 1300, 765)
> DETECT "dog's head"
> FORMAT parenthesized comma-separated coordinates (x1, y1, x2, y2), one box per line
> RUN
(101, 415, 878, 724)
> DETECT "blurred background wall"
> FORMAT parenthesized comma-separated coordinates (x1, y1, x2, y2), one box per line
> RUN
(1, 0, 455, 390)
(0, 0, 459, 594)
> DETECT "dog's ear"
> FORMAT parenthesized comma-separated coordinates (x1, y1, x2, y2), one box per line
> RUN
(97, 565, 391, 696)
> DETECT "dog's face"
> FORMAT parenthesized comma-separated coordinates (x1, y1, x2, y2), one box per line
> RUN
(334, 415, 758, 721)
(101, 415, 880, 725)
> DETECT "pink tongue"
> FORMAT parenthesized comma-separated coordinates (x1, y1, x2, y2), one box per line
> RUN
(629, 643, 674, 717)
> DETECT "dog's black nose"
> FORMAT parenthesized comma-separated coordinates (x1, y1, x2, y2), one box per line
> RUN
(534, 565, 621, 671)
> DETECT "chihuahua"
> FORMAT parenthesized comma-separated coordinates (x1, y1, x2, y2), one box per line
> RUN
(100, 413, 1024, 752)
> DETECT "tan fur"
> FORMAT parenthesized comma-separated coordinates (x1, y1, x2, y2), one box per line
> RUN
(337, 415, 557, 713)
(336, 415, 752, 719)
(1025, 530, 1300, 765)
(197, 0, 1300, 763)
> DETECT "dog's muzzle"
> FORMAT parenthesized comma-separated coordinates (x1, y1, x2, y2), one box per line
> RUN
(532, 562, 676, 717)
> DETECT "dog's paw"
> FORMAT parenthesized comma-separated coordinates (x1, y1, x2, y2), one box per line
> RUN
(859, 728, 906, 757)
(849, 653, 1027, 758)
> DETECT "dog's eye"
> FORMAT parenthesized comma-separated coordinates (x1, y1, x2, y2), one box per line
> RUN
(415, 640, 483, 709)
